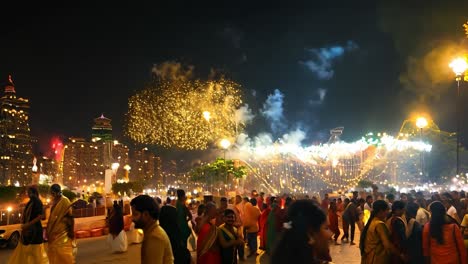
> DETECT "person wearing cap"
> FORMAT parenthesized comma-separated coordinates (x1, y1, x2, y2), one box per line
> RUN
(46, 184, 75, 264)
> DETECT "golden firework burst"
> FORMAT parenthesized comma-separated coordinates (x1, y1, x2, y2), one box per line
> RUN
(126, 78, 243, 150)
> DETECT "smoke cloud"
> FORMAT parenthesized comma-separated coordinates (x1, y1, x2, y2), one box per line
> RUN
(377, 0, 468, 102)
(152, 61, 194, 82)
(302, 41, 358, 80)
(235, 104, 255, 126)
(309, 88, 327, 105)
(280, 129, 307, 146)
(261, 89, 287, 134)
(400, 42, 466, 101)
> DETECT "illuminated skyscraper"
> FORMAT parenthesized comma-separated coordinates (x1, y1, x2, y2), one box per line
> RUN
(130, 147, 161, 184)
(62, 116, 131, 188)
(92, 114, 113, 168)
(92, 114, 112, 142)
(0, 75, 33, 186)
(62, 137, 104, 187)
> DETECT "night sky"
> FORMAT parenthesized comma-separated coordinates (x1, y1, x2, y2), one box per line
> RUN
(1, 1, 468, 154)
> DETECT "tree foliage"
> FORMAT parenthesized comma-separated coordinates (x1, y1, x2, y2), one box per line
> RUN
(62, 189, 77, 201)
(37, 184, 51, 198)
(424, 132, 460, 183)
(190, 158, 247, 184)
(112, 181, 144, 195)
(0, 186, 21, 204)
(357, 179, 374, 189)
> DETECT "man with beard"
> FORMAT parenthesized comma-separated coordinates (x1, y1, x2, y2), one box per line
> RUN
(131, 195, 174, 264)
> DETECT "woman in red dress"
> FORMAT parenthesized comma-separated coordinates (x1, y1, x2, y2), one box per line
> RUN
(197, 202, 221, 264)
(329, 201, 340, 245)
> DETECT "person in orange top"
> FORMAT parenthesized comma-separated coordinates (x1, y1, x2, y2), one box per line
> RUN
(422, 201, 467, 264)
(243, 198, 261, 257)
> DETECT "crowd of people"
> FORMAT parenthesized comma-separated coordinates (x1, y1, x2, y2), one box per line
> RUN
(357, 190, 468, 264)
(129, 189, 333, 264)
(134, 188, 468, 264)
(6, 184, 468, 264)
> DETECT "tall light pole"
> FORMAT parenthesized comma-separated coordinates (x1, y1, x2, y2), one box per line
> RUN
(416, 117, 428, 177)
(123, 165, 131, 183)
(6, 206, 12, 225)
(220, 139, 231, 194)
(111, 162, 120, 183)
(449, 57, 468, 176)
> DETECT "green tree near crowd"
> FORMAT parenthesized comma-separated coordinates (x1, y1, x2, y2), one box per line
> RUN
(190, 158, 247, 184)
(112, 181, 145, 195)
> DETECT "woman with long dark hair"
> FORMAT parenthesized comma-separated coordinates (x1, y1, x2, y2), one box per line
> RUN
(386, 201, 408, 263)
(8, 186, 48, 264)
(405, 201, 424, 264)
(270, 199, 332, 264)
(360, 200, 403, 264)
(107, 201, 127, 253)
(422, 201, 466, 263)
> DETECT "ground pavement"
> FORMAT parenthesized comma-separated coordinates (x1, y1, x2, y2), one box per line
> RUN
(0, 229, 361, 264)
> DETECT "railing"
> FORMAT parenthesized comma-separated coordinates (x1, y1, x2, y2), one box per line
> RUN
(72, 206, 106, 218)
(0, 209, 22, 226)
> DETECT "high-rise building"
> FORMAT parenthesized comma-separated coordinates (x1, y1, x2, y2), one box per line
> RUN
(0, 76, 33, 186)
(92, 114, 113, 168)
(130, 147, 161, 184)
(62, 137, 104, 188)
(111, 140, 130, 180)
(92, 114, 112, 142)
(34, 156, 60, 185)
(62, 116, 132, 188)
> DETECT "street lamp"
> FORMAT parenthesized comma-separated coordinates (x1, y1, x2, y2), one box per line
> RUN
(219, 139, 231, 194)
(220, 138, 231, 150)
(202, 111, 211, 122)
(416, 117, 428, 177)
(449, 57, 468, 176)
(111, 162, 120, 184)
(6, 206, 12, 225)
(123, 165, 131, 183)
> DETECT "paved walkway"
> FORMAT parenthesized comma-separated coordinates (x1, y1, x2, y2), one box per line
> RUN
(252, 227, 361, 263)
(0, 228, 362, 264)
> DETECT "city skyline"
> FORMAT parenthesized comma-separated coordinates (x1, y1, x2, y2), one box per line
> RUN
(1, 2, 468, 154)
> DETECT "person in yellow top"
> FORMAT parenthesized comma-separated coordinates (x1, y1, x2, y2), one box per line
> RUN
(130, 195, 174, 264)
(46, 184, 75, 264)
(360, 200, 406, 264)
(461, 213, 468, 249)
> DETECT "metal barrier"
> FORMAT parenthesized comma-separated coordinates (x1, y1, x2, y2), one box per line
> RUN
(72, 206, 106, 218)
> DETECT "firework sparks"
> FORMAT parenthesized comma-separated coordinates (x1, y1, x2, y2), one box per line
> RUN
(126, 78, 243, 150)
(233, 132, 432, 192)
